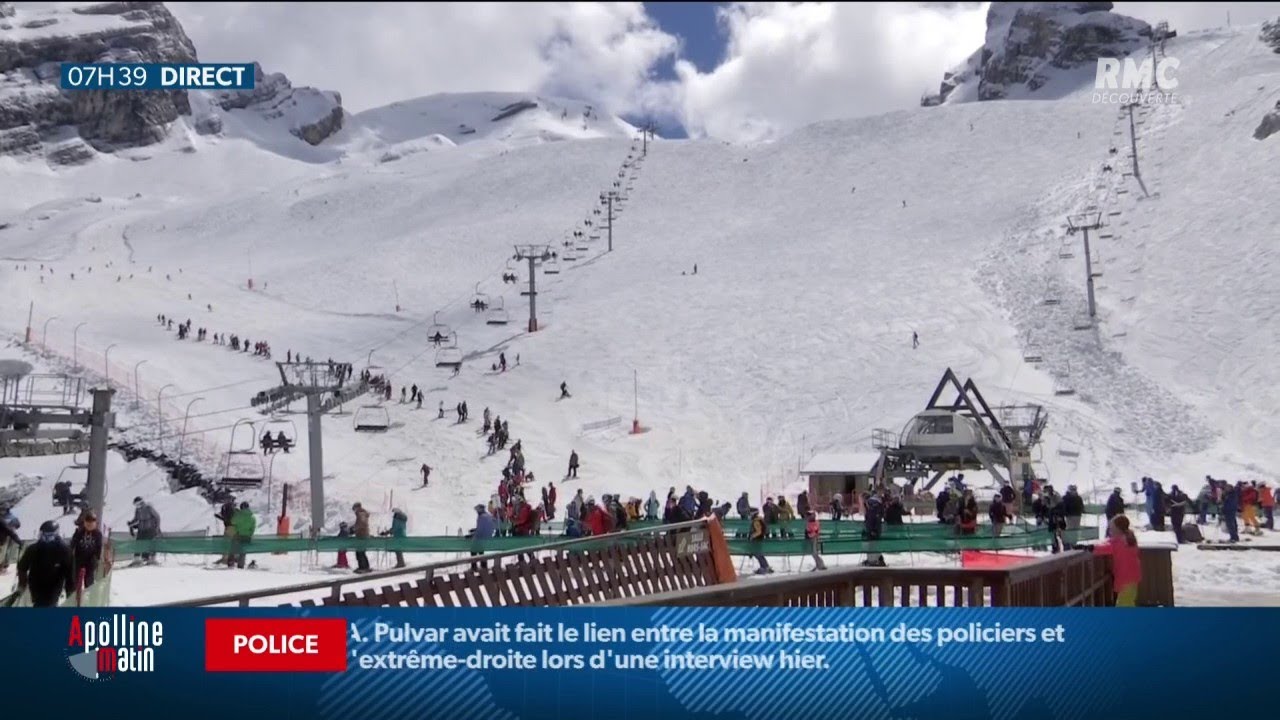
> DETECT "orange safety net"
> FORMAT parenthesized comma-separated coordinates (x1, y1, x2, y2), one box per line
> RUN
(961, 550, 1037, 569)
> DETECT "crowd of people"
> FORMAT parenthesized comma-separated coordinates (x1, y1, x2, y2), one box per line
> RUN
(156, 313, 273, 358)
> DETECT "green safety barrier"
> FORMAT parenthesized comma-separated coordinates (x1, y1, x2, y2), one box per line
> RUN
(728, 528, 1091, 557)
(543, 517, 1042, 538)
(113, 524, 1089, 558)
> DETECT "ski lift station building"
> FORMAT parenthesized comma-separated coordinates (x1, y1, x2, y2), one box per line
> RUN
(801, 451, 882, 508)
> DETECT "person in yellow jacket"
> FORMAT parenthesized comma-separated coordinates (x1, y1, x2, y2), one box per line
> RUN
(777, 498, 797, 538)
(748, 510, 773, 575)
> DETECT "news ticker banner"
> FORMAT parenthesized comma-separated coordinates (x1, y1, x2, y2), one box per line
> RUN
(8, 607, 1274, 720)
(60, 63, 255, 91)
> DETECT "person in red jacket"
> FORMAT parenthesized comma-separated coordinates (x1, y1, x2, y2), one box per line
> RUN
(583, 497, 609, 536)
(510, 497, 535, 536)
(1093, 515, 1142, 606)
(1241, 482, 1261, 535)
(1260, 482, 1275, 530)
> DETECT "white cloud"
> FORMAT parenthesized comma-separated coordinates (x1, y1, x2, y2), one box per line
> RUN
(670, 2, 988, 142)
(164, 1, 1280, 142)
(167, 2, 677, 115)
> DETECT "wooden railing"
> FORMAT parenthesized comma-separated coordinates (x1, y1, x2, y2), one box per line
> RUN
(166, 516, 1174, 609)
(165, 518, 735, 607)
(611, 548, 1175, 607)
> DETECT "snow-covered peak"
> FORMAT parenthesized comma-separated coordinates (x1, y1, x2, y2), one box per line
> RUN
(923, 1, 1153, 105)
(335, 92, 638, 157)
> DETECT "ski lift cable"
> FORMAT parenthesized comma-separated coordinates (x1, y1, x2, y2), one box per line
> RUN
(346, 254, 516, 359)
(168, 376, 272, 399)
(340, 147, 634, 361)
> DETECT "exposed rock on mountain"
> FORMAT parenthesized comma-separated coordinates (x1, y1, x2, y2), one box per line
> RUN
(922, 2, 1153, 106)
(202, 63, 343, 146)
(1, 2, 343, 164)
(1255, 101, 1280, 140)
(0, 2, 196, 161)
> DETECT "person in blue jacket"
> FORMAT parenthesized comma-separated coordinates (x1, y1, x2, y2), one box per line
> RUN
(1220, 484, 1240, 543)
(470, 505, 496, 570)
(678, 487, 697, 520)
(389, 508, 408, 569)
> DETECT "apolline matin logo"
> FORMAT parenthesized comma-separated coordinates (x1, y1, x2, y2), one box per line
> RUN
(1093, 56, 1182, 105)
(66, 614, 164, 681)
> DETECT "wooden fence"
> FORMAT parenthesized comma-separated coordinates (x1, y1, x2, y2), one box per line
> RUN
(166, 518, 736, 607)
(610, 548, 1175, 608)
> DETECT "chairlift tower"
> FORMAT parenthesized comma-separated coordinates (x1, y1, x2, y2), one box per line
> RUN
(600, 191, 618, 252)
(1, 362, 113, 514)
(513, 244, 552, 332)
(258, 360, 352, 535)
(1067, 212, 1104, 319)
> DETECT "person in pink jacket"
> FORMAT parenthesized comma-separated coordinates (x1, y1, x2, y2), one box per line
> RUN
(1093, 515, 1142, 606)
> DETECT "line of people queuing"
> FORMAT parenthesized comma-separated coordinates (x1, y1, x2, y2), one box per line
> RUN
(156, 313, 272, 357)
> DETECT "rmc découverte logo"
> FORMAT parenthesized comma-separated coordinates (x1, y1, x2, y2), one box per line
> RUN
(66, 614, 164, 681)
(1094, 56, 1181, 105)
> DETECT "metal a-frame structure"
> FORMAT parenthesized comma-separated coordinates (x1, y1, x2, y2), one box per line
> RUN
(874, 368, 1047, 491)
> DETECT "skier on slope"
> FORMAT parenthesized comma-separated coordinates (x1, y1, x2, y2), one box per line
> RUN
(420, 464, 431, 488)
(566, 450, 579, 479)
(559, 381, 570, 399)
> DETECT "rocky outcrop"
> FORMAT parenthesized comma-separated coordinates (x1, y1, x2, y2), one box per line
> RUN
(0, 2, 196, 161)
(922, 2, 1152, 105)
(203, 63, 343, 146)
(1262, 18, 1280, 53)
(1255, 101, 1280, 140)
(1, 2, 344, 163)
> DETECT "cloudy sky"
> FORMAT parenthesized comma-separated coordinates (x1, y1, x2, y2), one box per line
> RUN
(165, 1, 1280, 141)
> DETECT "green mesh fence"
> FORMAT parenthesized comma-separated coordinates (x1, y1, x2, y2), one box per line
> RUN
(112, 524, 1088, 558)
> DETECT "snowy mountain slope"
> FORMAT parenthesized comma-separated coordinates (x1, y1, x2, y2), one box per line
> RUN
(0, 23, 1277, 603)
(334, 92, 637, 155)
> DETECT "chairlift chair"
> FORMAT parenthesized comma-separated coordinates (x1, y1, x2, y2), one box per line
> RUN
(219, 450, 266, 488)
(52, 454, 89, 512)
(263, 415, 298, 452)
(219, 419, 266, 487)
(470, 283, 491, 312)
(353, 405, 391, 433)
(426, 312, 452, 346)
(486, 298, 510, 326)
(1022, 337, 1044, 363)
(435, 332, 463, 369)
(543, 257, 561, 275)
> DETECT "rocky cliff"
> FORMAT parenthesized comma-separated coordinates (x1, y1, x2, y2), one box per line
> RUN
(0, 1, 343, 165)
(922, 2, 1153, 106)
(200, 63, 343, 146)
